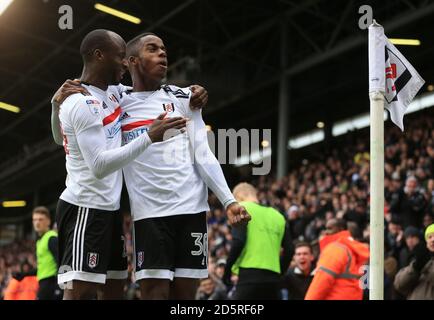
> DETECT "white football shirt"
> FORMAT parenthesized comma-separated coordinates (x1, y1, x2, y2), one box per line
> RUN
(121, 85, 235, 220)
(58, 84, 152, 211)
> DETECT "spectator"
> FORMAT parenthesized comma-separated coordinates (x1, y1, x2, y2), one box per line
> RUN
(214, 259, 227, 281)
(390, 176, 427, 229)
(399, 226, 421, 269)
(305, 219, 369, 300)
(343, 200, 368, 231)
(287, 205, 305, 241)
(423, 213, 433, 229)
(394, 224, 434, 299)
(281, 242, 315, 300)
(0, 240, 36, 299)
(386, 217, 404, 262)
(3, 261, 38, 300)
(196, 275, 228, 300)
(3, 109, 434, 300)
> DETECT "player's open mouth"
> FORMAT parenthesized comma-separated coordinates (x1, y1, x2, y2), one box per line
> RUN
(158, 61, 168, 68)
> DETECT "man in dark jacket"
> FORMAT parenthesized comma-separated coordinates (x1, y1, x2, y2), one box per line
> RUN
(390, 176, 426, 229)
(281, 242, 315, 300)
(394, 224, 434, 300)
(399, 226, 421, 269)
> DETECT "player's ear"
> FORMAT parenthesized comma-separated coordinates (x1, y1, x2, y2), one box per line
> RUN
(94, 49, 103, 60)
(128, 55, 136, 65)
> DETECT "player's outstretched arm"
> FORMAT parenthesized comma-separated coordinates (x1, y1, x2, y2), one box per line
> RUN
(186, 110, 250, 227)
(73, 100, 186, 179)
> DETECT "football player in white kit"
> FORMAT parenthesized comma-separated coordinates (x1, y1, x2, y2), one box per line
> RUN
(122, 33, 251, 299)
(51, 30, 188, 300)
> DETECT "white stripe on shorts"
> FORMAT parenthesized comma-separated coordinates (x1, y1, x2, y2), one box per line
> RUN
(72, 207, 82, 271)
(79, 208, 89, 271)
(75, 207, 85, 271)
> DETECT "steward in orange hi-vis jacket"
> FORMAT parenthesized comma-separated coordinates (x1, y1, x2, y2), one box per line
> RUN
(305, 219, 369, 300)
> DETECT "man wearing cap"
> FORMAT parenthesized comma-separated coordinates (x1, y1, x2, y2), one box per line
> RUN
(394, 224, 434, 300)
(399, 226, 421, 269)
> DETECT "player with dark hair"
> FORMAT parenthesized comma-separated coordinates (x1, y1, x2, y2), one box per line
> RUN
(121, 33, 250, 300)
(51, 29, 187, 300)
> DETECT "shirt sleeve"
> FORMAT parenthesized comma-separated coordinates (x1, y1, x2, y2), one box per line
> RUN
(71, 98, 153, 179)
(50, 98, 63, 146)
(47, 236, 59, 265)
(186, 108, 236, 209)
(224, 225, 247, 284)
(280, 221, 293, 274)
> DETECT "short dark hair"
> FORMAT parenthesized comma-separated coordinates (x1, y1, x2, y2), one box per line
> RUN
(335, 218, 347, 231)
(126, 32, 156, 58)
(295, 241, 313, 253)
(32, 206, 50, 219)
(80, 29, 120, 62)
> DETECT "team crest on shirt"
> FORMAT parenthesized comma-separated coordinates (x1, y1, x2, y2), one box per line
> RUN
(137, 251, 144, 268)
(87, 252, 99, 269)
(162, 103, 175, 113)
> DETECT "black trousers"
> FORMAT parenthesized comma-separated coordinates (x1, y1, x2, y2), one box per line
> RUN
(37, 276, 63, 300)
(233, 282, 281, 300)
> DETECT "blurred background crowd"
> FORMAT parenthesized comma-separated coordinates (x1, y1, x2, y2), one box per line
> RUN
(1, 110, 433, 300)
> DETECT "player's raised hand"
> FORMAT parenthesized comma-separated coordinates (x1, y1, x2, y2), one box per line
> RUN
(190, 85, 208, 110)
(148, 112, 188, 142)
(226, 202, 251, 227)
(52, 79, 90, 107)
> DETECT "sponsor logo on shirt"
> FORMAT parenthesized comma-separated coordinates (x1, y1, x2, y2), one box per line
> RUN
(107, 120, 122, 139)
(122, 127, 149, 144)
(102, 101, 108, 109)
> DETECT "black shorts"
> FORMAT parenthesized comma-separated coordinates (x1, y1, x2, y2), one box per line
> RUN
(134, 212, 208, 281)
(56, 199, 128, 285)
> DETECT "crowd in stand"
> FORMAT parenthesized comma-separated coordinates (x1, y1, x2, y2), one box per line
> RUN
(1, 110, 433, 300)
(0, 240, 37, 299)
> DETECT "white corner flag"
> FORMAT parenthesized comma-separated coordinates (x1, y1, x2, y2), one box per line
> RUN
(369, 20, 424, 131)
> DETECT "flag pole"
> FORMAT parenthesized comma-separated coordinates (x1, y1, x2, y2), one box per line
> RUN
(369, 90, 384, 300)
(368, 20, 385, 300)
(368, 18, 425, 299)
